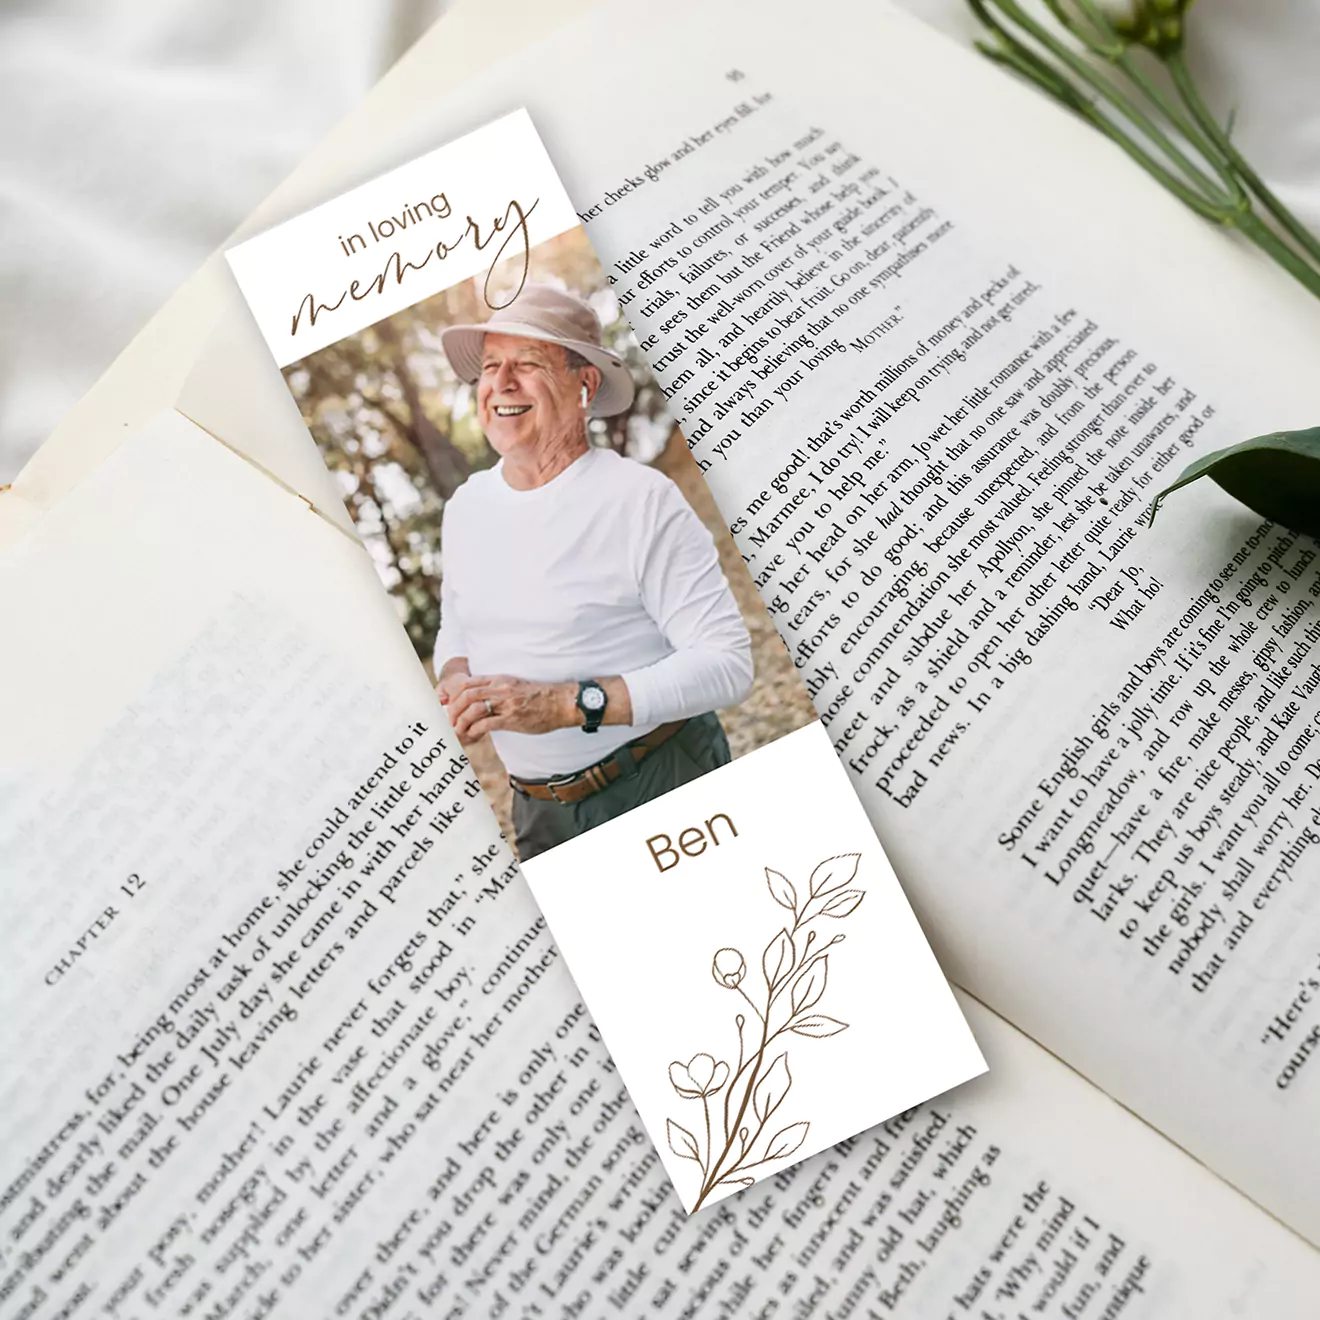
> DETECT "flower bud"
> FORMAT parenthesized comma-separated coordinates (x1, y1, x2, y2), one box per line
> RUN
(1092, 0, 1140, 20)
(1110, 0, 1193, 58)
(712, 947, 746, 989)
(1046, 0, 1192, 58)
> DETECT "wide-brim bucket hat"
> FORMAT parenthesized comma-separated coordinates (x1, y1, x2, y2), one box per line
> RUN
(441, 283, 636, 417)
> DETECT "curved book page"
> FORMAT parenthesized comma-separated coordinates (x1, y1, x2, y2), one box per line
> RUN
(0, 413, 1315, 1318)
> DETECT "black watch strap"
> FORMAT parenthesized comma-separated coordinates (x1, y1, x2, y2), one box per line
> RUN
(576, 679, 607, 733)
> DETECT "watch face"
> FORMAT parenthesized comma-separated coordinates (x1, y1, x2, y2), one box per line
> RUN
(582, 686, 606, 711)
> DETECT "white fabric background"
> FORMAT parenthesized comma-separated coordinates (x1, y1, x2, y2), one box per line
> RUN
(2, 0, 1317, 482)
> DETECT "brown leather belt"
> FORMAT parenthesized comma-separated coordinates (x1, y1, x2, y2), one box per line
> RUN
(509, 720, 688, 804)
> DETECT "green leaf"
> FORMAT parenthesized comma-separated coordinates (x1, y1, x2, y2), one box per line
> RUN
(1147, 427, 1320, 536)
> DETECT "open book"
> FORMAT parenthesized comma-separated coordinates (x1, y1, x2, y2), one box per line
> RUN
(5, 0, 1320, 1316)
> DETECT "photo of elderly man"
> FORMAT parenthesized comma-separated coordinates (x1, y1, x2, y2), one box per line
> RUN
(432, 285, 754, 860)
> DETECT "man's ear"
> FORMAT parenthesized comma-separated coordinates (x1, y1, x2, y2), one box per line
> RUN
(580, 364, 603, 407)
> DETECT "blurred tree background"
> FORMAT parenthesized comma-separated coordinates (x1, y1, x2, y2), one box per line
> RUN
(283, 229, 673, 657)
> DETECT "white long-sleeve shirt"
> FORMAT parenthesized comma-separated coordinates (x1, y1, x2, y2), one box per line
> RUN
(433, 446, 753, 779)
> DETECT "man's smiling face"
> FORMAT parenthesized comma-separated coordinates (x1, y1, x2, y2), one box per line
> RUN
(476, 332, 587, 458)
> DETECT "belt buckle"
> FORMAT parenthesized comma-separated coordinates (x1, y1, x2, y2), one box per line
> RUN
(545, 772, 579, 804)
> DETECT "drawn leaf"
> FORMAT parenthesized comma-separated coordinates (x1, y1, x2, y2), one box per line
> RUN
(753, 1052, 792, 1124)
(790, 957, 828, 1014)
(764, 1121, 810, 1161)
(667, 1118, 702, 1163)
(820, 888, 865, 918)
(1147, 426, 1320, 535)
(809, 853, 861, 897)
(765, 867, 798, 911)
(762, 928, 793, 989)
(790, 1014, 849, 1037)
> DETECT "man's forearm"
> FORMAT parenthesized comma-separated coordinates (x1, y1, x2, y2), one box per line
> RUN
(581, 675, 632, 727)
(621, 643, 753, 728)
(534, 675, 634, 729)
(441, 670, 636, 743)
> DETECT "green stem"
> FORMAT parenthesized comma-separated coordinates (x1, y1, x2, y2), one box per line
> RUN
(968, 1, 1320, 303)
(1111, 49, 1244, 201)
(1166, 50, 1320, 272)
(1050, 0, 1123, 58)
(1068, 0, 1243, 201)
(1073, 99, 1227, 219)
(970, 0, 1087, 112)
(978, 35, 1219, 218)
(1233, 209, 1320, 301)
(989, 0, 1229, 204)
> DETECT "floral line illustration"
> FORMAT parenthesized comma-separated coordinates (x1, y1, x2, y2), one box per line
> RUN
(666, 853, 865, 1210)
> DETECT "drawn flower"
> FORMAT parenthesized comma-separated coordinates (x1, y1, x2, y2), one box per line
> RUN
(669, 1053, 730, 1099)
(711, 947, 745, 989)
(670, 855, 869, 1210)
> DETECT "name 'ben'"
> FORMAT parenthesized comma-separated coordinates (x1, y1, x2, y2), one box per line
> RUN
(646, 813, 738, 872)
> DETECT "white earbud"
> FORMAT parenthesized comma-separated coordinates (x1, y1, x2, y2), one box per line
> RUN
(580, 385, 590, 408)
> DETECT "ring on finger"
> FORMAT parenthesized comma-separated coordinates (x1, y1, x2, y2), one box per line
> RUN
(484, 698, 495, 716)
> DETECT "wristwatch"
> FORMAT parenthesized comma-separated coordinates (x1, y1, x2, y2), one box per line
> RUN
(576, 679, 608, 733)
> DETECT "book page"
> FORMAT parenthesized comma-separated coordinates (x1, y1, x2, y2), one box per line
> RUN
(558, 0, 1320, 1240)
(1, 411, 1316, 1318)
(192, 0, 1320, 1240)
